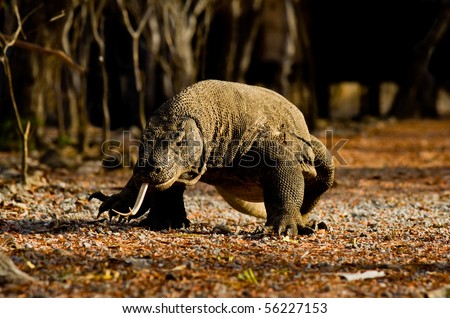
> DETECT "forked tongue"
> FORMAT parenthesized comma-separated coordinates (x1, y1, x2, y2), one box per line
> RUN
(113, 183, 149, 217)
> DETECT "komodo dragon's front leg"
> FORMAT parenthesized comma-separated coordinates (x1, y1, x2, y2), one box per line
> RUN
(138, 184, 190, 230)
(90, 176, 189, 229)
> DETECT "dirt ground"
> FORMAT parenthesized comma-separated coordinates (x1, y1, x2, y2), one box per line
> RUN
(0, 119, 449, 297)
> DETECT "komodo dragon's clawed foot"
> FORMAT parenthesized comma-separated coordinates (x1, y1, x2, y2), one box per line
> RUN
(268, 214, 309, 236)
(88, 190, 145, 222)
(255, 217, 328, 236)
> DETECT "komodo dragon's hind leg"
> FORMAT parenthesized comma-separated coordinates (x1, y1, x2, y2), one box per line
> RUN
(300, 135, 335, 223)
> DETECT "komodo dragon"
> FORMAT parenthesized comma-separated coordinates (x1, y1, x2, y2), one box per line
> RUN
(89, 80, 334, 236)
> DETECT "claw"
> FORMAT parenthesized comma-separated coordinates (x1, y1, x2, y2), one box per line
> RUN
(112, 207, 134, 223)
(281, 226, 297, 237)
(89, 191, 110, 202)
(90, 191, 111, 219)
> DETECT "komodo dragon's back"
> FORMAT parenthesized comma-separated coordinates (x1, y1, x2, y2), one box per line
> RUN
(155, 80, 316, 177)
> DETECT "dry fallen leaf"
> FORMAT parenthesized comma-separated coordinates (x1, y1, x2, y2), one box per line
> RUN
(337, 270, 386, 282)
(0, 119, 449, 297)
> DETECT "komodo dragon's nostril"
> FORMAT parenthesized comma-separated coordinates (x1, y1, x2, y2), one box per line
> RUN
(145, 158, 162, 174)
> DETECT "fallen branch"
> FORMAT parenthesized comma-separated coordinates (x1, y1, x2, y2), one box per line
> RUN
(0, 252, 36, 284)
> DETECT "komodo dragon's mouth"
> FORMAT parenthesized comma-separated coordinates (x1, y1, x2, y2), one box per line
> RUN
(112, 183, 149, 217)
(112, 178, 175, 218)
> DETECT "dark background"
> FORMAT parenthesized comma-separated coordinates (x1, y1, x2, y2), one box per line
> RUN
(1, 0, 450, 152)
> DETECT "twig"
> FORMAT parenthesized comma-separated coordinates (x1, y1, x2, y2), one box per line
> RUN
(0, 1, 30, 184)
(0, 34, 85, 73)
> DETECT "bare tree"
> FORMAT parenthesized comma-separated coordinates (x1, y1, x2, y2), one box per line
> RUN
(0, 2, 30, 184)
(117, 0, 152, 129)
(390, 1, 450, 118)
(0, 0, 326, 162)
(144, 0, 216, 98)
(90, 0, 111, 144)
(236, 0, 263, 82)
(61, 1, 90, 153)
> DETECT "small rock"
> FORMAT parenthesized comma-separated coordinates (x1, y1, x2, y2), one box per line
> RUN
(82, 242, 92, 249)
(212, 224, 233, 235)
(338, 270, 385, 281)
(125, 257, 153, 269)
(53, 249, 72, 256)
(165, 272, 179, 281)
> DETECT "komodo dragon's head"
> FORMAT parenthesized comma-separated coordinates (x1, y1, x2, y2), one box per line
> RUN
(118, 116, 204, 217)
(138, 115, 204, 189)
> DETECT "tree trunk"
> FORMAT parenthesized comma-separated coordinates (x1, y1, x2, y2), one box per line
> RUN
(389, 2, 450, 118)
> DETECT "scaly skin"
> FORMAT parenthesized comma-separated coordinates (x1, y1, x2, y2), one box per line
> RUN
(90, 80, 334, 236)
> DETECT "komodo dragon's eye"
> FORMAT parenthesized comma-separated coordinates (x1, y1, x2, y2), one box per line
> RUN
(166, 131, 185, 146)
(171, 132, 181, 140)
